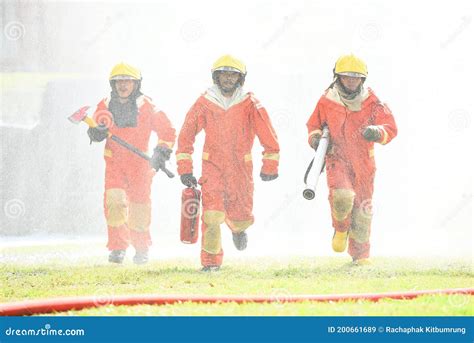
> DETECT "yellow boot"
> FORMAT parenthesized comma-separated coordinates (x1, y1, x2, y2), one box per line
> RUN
(332, 231, 348, 252)
(352, 258, 372, 266)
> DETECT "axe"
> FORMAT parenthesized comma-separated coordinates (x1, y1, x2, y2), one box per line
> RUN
(68, 106, 175, 178)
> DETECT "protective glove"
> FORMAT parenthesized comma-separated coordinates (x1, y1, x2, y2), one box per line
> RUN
(309, 133, 322, 151)
(310, 132, 333, 152)
(362, 125, 382, 142)
(150, 145, 172, 171)
(180, 173, 198, 187)
(87, 124, 109, 142)
(260, 173, 278, 182)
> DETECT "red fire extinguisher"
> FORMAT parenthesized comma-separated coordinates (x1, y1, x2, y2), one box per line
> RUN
(180, 186, 201, 244)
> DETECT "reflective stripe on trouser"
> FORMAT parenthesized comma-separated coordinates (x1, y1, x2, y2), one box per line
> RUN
(326, 158, 374, 259)
(199, 160, 255, 266)
(128, 202, 151, 232)
(105, 189, 128, 227)
(348, 206, 372, 260)
(200, 218, 254, 267)
(104, 188, 130, 250)
(200, 210, 225, 267)
(329, 188, 355, 231)
(104, 158, 154, 251)
(105, 198, 152, 251)
(202, 210, 225, 254)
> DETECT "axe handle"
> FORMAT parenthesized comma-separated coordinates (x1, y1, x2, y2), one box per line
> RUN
(110, 135, 175, 179)
(83, 116, 98, 128)
(110, 135, 150, 161)
(80, 115, 175, 178)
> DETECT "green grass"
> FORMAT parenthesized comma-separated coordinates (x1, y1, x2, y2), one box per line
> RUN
(1, 244, 472, 316)
(61, 295, 472, 316)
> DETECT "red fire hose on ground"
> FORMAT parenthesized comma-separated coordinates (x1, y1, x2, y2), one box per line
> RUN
(1, 288, 472, 316)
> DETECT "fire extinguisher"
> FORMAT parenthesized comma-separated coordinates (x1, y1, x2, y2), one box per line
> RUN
(180, 186, 201, 244)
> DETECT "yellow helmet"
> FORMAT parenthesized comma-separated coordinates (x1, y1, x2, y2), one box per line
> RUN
(334, 54, 368, 77)
(109, 62, 142, 80)
(212, 55, 246, 75)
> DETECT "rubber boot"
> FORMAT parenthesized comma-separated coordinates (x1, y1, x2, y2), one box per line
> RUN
(232, 231, 248, 251)
(332, 231, 348, 252)
(109, 250, 126, 264)
(133, 250, 149, 265)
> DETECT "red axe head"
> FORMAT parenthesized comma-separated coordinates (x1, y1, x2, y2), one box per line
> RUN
(68, 106, 90, 124)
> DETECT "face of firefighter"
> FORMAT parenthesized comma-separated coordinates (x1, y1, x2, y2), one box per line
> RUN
(339, 75, 363, 93)
(115, 79, 136, 100)
(216, 71, 241, 96)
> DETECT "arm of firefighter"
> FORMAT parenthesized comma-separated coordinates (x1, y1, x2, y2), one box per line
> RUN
(151, 108, 176, 150)
(372, 102, 398, 145)
(88, 99, 110, 141)
(176, 101, 205, 175)
(252, 100, 280, 176)
(306, 100, 324, 148)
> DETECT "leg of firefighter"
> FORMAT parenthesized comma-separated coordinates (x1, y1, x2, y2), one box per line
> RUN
(348, 172, 375, 264)
(104, 188, 129, 249)
(104, 160, 130, 261)
(200, 167, 226, 268)
(225, 164, 254, 249)
(126, 164, 154, 262)
(326, 160, 355, 253)
(201, 210, 225, 267)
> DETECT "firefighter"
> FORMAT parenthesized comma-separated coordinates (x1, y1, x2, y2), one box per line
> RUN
(306, 54, 397, 265)
(88, 62, 176, 264)
(176, 55, 280, 271)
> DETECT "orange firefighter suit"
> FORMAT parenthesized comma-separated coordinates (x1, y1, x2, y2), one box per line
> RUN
(93, 95, 176, 252)
(176, 86, 280, 267)
(306, 87, 397, 260)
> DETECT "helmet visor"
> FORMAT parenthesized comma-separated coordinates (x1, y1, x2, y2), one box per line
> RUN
(336, 72, 365, 78)
(212, 66, 244, 74)
(110, 75, 139, 81)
